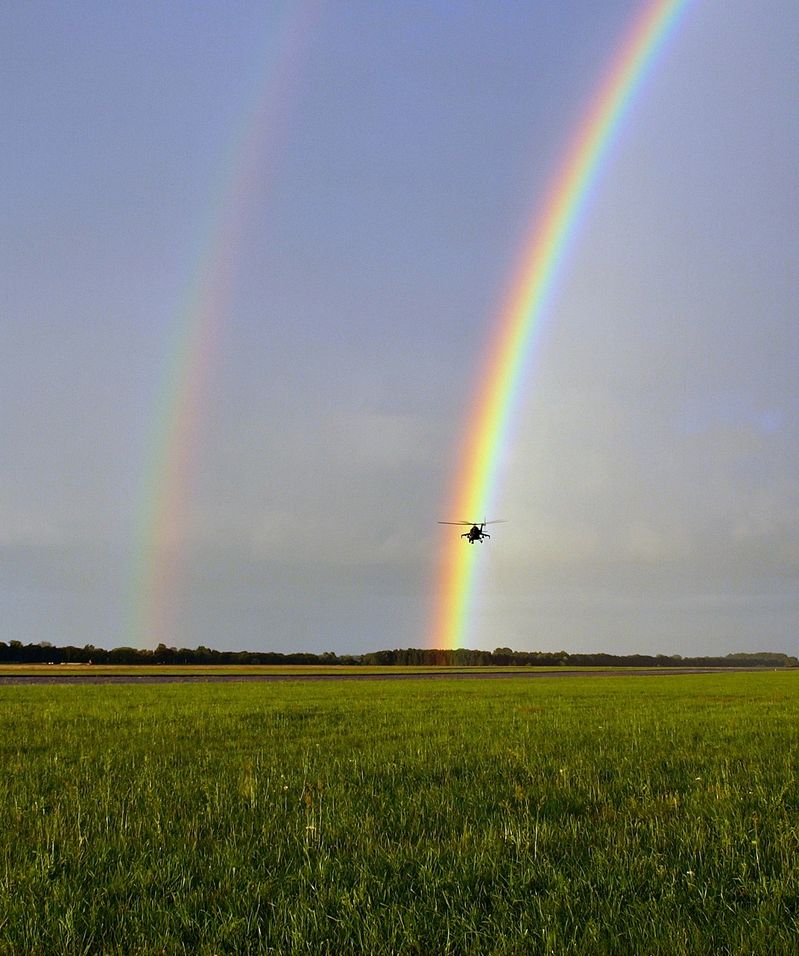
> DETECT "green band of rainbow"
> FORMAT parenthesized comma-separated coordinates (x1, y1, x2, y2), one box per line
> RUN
(430, 0, 693, 650)
(129, 2, 319, 648)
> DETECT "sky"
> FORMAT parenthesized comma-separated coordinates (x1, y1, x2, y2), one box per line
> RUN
(3, 0, 798, 657)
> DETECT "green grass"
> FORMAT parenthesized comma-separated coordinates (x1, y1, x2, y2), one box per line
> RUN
(1, 673, 797, 954)
(0, 664, 582, 676)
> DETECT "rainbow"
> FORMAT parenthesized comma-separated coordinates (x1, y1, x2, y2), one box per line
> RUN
(430, 0, 693, 650)
(129, 2, 320, 648)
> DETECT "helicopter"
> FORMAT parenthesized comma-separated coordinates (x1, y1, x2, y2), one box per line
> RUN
(438, 519, 505, 543)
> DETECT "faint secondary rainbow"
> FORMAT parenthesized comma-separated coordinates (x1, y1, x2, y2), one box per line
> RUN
(129, 2, 320, 648)
(431, 0, 693, 650)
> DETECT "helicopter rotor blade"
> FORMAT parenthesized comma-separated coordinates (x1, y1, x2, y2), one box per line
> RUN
(440, 519, 507, 526)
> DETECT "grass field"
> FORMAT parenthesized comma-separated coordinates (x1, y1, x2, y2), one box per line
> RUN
(1, 672, 797, 954)
(0, 664, 585, 678)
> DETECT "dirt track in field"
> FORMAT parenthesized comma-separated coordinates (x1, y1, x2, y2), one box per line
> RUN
(0, 667, 782, 686)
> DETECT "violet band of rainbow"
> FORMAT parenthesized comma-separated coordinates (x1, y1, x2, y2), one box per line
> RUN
(129, 2, 320, 648)
(430, 0, 694, 650)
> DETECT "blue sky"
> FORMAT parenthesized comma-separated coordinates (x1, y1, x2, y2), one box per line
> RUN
(3, 0, 798, 655)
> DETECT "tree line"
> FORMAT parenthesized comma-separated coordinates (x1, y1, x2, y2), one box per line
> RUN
(1, 640, 796, 668)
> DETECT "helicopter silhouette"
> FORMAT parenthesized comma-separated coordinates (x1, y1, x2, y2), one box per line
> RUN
(438, 519, 505, 543)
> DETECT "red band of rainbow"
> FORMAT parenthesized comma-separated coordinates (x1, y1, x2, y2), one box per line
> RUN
(129, 3, 320, 647)
(430, 0, 693, 650)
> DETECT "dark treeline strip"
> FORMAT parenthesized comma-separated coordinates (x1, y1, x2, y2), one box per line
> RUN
(1, 641, 796, 668)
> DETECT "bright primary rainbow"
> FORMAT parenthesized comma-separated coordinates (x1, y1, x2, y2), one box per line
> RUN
(430, 0, 693, 650)
(129, 3, 319, 648)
